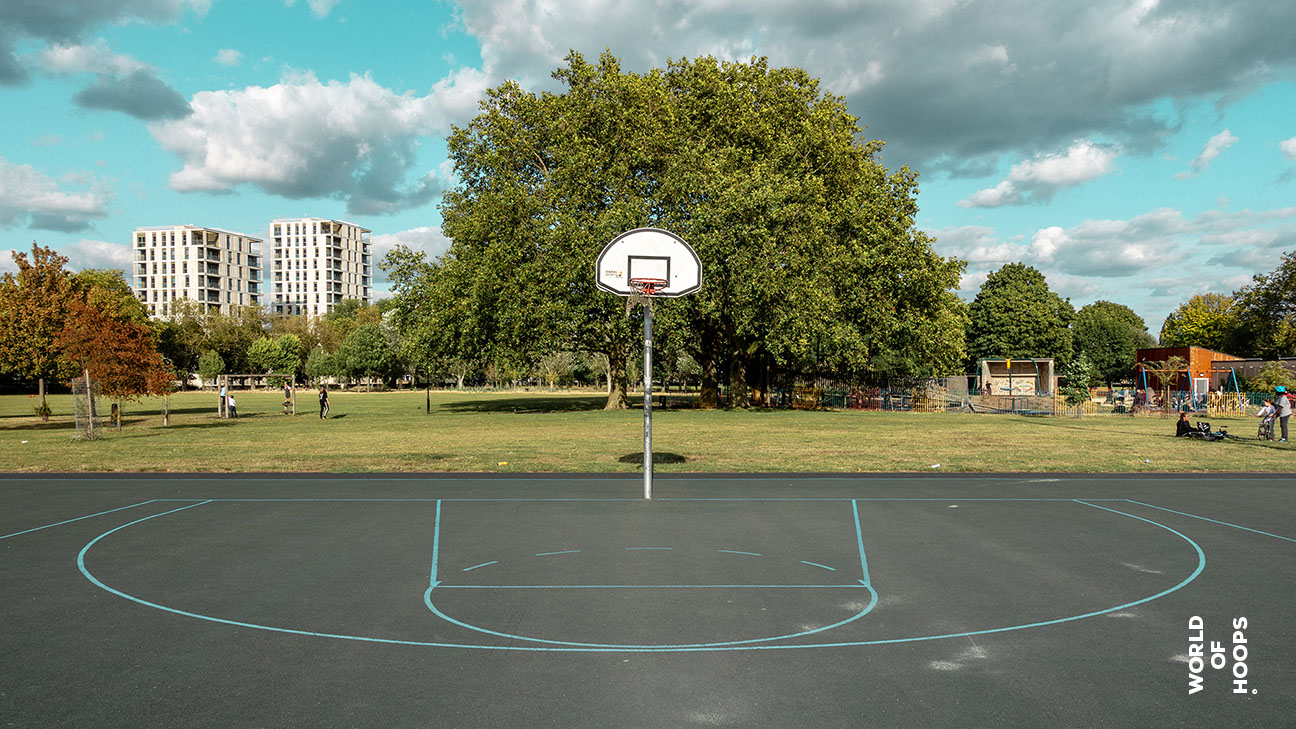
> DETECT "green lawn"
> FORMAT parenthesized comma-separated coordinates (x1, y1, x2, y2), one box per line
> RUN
(0, 389, 1289, 473)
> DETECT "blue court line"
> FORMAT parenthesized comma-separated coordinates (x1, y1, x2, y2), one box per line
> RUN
(462, 561, 497, 572)
(535, 550, 580, 556)
(626, 547, 672, 551)
(74, 494, 1207, 653)
(434, 584, 859, 589)
(717, 550, 761, 556)
(0, 500, 157, 540)
(801, 561, 837, 572)
(146, 497, 1133, 503)
(424, 581, 877, 649)
(1124, 500, 1296, 544)
(429, 500, 441, 585)
(852, 500, 871, 586)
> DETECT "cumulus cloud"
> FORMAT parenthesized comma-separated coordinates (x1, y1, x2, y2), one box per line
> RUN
(371, 226, 452, 283)
(150, 70, 488, 214)
(449, 0, 1296, 173)
(1175, 129, 1239, 179)
(63, 239, 134, 271)
(214, 48, 242, 66)
(285, 0, 340, 18)
(958, 141, 1117, 207)
(0, 157, 114, 232)
(39, 40, 149, 76)
(0, 0, 207, 86)
(73, 69, 191, 120)
(37, 40, 191, 120)
(937, 204, 1296, 329)
(1281, 137, 1296, 161)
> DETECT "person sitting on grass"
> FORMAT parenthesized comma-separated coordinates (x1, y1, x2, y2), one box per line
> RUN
(1176, 412, 1192, 437)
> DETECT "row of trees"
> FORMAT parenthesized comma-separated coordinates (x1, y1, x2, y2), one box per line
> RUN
(1159, 252, 1296, 360)
(160, 299, 404, 389)
(964, 262, 1156, 386)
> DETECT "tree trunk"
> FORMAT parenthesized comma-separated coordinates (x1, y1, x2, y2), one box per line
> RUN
(38, 378, 48, 421)
(604, 348, 629, 409)
(728, 350, 751, 409)
(84, 369, 94, 440)
(698, 353, 720, 409)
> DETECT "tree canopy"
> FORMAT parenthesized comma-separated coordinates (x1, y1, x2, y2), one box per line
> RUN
(966, 263, 1075, 367)
(1073, 301, 1155, 385)
(1228, 252, 1296, 359)
(1159, 293, 1238, 352)
(387, 51, 966, 408)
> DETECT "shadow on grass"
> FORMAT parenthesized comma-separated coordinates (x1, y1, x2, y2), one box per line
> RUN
(617, 451, 689, 464)
(441, 396, 610, 413)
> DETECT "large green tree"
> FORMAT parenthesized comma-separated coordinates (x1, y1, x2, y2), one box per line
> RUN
(966, 263, 1075, 367)
(339, 323, 397, 388)
(398, 51, 965, 409)
(1159, 293, 1238, 351)
(1073, 301, 1155, 386)
(1227, 254, 1296, 359)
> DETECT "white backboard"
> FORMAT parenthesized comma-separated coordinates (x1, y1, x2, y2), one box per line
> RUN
(595, 228, 702, 297)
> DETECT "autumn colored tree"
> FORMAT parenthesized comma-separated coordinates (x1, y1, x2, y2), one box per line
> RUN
(57, 297, 173, 429)
(0, 244, 78, 417)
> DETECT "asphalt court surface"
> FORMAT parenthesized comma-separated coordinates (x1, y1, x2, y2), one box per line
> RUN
(2, 474, 1293, 727)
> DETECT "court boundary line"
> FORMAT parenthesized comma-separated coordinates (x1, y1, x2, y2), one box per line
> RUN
(0, 500, 157, 540)
(73, 497, 1213, 652)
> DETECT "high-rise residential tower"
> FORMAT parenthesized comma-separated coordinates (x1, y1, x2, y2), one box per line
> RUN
(131, 225, 262, 318)
(270, 217, 372, 317)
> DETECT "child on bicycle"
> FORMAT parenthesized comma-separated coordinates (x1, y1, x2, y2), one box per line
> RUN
(1257, 399, 1276, 441)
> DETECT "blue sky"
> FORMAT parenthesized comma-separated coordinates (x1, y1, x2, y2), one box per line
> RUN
(2, 0, 1295, 335)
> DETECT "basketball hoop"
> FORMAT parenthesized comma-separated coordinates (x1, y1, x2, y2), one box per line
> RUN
(629, 277, 668, 296)
(626, 277, 668, 314)
(596, 229, 702, 501)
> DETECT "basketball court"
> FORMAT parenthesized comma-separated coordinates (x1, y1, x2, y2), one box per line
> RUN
(2, 473, 1292, 727)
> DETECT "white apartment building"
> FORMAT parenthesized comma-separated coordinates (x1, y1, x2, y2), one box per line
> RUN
(271, 217, 372, 317)
(132, 225, 262, 318)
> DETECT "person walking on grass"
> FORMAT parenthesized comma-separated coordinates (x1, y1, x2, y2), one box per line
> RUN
(1276, 386, 1291, 442)
(228, 394, 237, 419)
(319, 384, 330, 420)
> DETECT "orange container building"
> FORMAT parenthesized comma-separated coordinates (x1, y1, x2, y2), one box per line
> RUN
(1134, 346, 1245, 391)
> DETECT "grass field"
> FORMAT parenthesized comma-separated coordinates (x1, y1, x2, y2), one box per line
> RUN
(0, 389, 1290, 473)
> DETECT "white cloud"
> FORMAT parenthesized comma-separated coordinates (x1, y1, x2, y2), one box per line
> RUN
(1281, 137, 1296, 161)
(284, 0, 341, 18)
(448, 0, 1296, 172)
(150, 70, 489, 214)
(38, 41, 149, 76)
(958, 180, 1020, 208)
(959, 141, 1117, 207)
(214, 48, 243, 66)
(371, 226, 452, 275)
(0, 157, 114, 232)
(1176, 129, 1239, 179)
(63, 239, 133, 271)
(928, 225, 1018, 264)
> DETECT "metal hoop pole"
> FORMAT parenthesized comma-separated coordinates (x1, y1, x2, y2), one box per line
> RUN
(643, 298, 653, 500)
